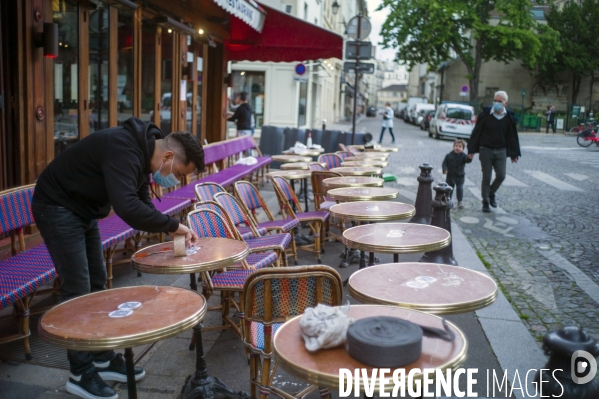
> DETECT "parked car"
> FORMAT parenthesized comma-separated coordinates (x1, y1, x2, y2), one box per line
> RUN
(408, 103, 436, 124)
(420, 110, 436, 130)
(402, 97, 428, 122)
(394, 104, 407, 119)
(366, 106, 378, 117)
(429, 103, 476, 140)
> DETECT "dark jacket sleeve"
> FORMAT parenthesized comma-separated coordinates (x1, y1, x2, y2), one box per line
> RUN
(227, 107, 241, 122)
(506, 110, 521, 158)
(442, 154, 449, 173)
(467, 110, 487, 154)
(462, 153, 473, 165)
(137, 177, 155, 210)
(102, 137, 179, 233)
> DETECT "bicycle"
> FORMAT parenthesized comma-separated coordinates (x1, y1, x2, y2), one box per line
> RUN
(569, 119, 598, 135)
(576, 126, 599, 147)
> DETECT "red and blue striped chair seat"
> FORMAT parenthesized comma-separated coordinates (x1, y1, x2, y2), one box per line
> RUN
(238, 226, 267, 240)
(209, 269, 253, 289)
(296, 210, 329, 223)
(0, 245, 57, 310)
(98, 216, 136, 249)
(250, 322, 281, 350)
(246, 233, 291, 253)
(257, 218, 299, 232)
(233, 252, 278, 270)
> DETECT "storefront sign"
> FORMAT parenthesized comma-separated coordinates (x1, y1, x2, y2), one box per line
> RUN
(214, 0, 266, 33)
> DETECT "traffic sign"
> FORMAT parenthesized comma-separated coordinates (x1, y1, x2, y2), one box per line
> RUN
(345, 41, 372, 60)
(343, 62, 375, 74)
(461, 85, 469, 93)
(295, 63, 306, 75)
(347, 16, 371, 40)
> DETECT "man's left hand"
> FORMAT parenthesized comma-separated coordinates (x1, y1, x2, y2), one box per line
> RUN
(511, 157, 518, 163)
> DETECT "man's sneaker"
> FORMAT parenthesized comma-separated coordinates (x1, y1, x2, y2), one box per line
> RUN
(489, 194, 497, 208)
(94, 353, 146, 383)
(66, 371, 118, 399)
(482, 201, 491, 213)
(457, 202, 464, 209)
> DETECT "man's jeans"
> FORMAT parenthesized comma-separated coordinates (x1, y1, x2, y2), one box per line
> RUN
(479, 147, 507, 202)
(32, 200, 114, 375)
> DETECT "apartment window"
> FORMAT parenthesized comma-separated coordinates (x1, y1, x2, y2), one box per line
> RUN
(304, 3, 308, 20)
(285, 5, 292, 13)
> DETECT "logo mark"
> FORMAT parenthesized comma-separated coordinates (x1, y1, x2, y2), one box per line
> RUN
(571, 350, 598, 384)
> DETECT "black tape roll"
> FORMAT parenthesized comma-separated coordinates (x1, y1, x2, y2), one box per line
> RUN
(346, 316, 423, 368)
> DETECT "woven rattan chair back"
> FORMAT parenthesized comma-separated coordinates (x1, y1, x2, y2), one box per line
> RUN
(194, 182, 226, 202)
(308, 162, 326, 172)
(0, 184, 36, 253)
(271, 176, 302, 216)
(338, 143, 349, 152)
(311, 171, 342, 210)
(214, 192, 260, 238)
(234, 181, 275, 224)
(187, 208, 238, 240)
(317, 153, 343, 170)
(335, 151, 355, 160)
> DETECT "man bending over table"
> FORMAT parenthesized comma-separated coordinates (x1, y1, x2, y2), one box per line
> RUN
(33, 116, 203, 399)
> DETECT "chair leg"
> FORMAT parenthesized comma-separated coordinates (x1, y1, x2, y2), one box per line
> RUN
(314, 222, 322, 263)
(319, 387, 331, 399)
(290, 230, 298, 265)
(281, 249, 288, 266)
(259, 357, 272, 399)
(15, 298, 32, 360)
(249, 354, 259, 399)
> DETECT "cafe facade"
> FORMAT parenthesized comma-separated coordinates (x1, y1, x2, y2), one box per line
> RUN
(0, 0, 342, 191)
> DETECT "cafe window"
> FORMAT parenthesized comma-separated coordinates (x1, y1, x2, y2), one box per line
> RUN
(298, 81, 307, 127)
(160, 28, 174, 133)
(141, 18, 157, 123)
(117, 9, 134, 125)
(195, 54, 203, 137)
(52, 0, 79, 157)
(232, 71, 265, 129)
(89, 3, 110, 132)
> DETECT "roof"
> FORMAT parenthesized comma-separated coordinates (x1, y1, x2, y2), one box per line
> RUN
(378, 84, 408, 92)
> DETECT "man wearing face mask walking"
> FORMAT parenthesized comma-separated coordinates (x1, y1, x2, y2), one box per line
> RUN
(32, 117, 203, 399)
(467, 91, 521, 213)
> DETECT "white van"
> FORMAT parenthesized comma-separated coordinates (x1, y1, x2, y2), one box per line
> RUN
(408, 103, 435, 124)
(429, 103, 475, 140)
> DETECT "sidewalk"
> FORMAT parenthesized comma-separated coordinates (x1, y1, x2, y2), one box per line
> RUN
(0, 170, 548, 399)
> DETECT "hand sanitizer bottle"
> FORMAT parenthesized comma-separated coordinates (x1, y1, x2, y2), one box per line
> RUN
(307, 132, 313, 148)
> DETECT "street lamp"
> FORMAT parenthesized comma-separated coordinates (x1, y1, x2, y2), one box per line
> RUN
(332, 0, 340, 15)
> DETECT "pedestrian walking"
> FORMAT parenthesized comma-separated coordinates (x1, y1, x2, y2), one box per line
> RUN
(378, 102, 395, 144)
(467, 90, 521, 213)
(32, 117, 203, 399)
(442, 139, 472, 209)
(226, 91, 253, 136)
(546, 105, 556, 134)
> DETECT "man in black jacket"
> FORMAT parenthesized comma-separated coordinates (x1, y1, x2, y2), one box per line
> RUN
(467, 91, 521, 213)
(546, 105, 556, 134)
(32, 117, 203, 399)
(226, 91, 253, 136)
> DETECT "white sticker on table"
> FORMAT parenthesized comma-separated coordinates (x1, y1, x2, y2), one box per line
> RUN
(118, 302, 142, 310)
(109, 309, 134, 318)
(386, 230, 405, 238)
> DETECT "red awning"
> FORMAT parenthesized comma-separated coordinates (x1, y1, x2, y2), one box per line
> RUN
(226, 3, 343, 62)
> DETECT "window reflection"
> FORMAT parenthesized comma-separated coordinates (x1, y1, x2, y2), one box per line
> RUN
(160, 28, 173, 133)
(141, 18, 156, 123)
(232, 71, 265, 130)
(117, 9, 134, 125)
(89, 3, 109, 132)
(52, 0, 79, 157)
(196, 55, 203, 138)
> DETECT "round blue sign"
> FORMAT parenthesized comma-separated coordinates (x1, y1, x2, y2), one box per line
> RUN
(461, 85, 469, 93)
(295, 63, 306, 75)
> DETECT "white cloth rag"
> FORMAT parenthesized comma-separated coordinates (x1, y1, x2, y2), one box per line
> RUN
(236, 156, 258, 165)
(299, 304, 353, 352)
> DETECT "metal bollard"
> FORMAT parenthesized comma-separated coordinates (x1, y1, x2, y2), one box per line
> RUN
(419, 182, 457, 265)
(535, 326, 599, 399)
(410, 163, 434, 224)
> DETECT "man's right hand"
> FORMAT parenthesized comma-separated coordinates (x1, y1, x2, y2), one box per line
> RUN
(173, 224, 198, 245)
(468, 153, 474, 160)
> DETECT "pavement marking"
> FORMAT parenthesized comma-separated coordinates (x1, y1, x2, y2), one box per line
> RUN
(524, 170, 584, 192)
(521, 146, 579, 151)
(397, 188, 417, 202)
(396, 166, 417, 175)
(483, 218, 514, 237)
(506, 254, 557, 309)
(394, 176, 419, 186)
(460, 216, 479, 224)
(495, 216, 519, 225)
(417, 140, 424, 146)
(564, 173, 589, 181)
(464, 177, 475, 186)
(537, 249, 599, 306)
(467, 188, 508, 215)
(502, 175, 529, 187)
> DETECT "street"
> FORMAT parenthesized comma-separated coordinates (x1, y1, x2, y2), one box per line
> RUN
(353, 115, 599, 343)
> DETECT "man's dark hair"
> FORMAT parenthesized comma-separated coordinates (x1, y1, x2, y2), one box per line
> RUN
(239, 92, 249, 102)
(165, 132, 205, 173)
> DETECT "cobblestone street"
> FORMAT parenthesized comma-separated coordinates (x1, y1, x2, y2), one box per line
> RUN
(353, 116, 599, 343)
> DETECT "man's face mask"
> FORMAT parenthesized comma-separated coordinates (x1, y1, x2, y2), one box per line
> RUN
(492, 101, 504, 113)
(152, 156, 180, 188)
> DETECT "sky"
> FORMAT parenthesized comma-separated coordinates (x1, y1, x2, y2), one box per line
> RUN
(367, 0, 397, 61)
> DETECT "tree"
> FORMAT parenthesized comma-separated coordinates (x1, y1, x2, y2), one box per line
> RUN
(378, 0, 545, 107)
(542, 0, 599, 104)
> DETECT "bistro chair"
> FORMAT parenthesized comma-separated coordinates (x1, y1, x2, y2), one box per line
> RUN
(234, 181, 299, 264)
(271, 176, 329, 263)
(214, 193, 291, 266)
(335, 151, 355, 160)
(317, 153, 343, 170)
(338, 143, 349, 152)
(311, 170, 344, 242)
(243, 265, 343, 399)
(194, 182, 226, 202)
(308, 162, 326, 172)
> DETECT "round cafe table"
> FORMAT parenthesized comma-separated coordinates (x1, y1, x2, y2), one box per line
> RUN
(132, 238, 250, 399)
(39, 286, 207, 399)
(330, 166, 383, 176)
(267, 170, 312, 211)
(342, 160, 389, 168)
(330, 201, 415, 269)
(365, 146, 398, 153)
(343, 223, 450, 266)
(273, 305, 467, 393)
(327, 187, 398, 202)
(348, 262, 498, 314)
(271, 154, 312, 163)
(280, 162, 325, 170)
(350, 153, 389, 161)
(283, 149, 323, 157)
(322, 176, 383, 189)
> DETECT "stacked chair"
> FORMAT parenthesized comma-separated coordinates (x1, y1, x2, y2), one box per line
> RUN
(234, 181, 299, 264)
(308, 162, 326, 172)
(195, 182, 226, 202)
(311, 170, 344, 242)
(271, 176, 329, 263)
(335, 151, 355, 161)
(317, 153, 343, 170)
(243, 266, 342, 399)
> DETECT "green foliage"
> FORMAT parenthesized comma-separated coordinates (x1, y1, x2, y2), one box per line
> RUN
(377, 0, 546, 103)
